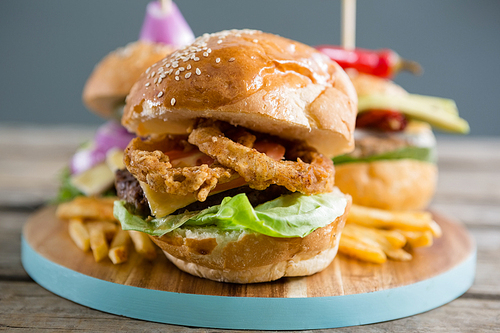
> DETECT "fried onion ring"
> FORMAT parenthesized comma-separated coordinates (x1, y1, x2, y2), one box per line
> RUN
(124, 136, 235, 201)
(188, 121, 335, 195)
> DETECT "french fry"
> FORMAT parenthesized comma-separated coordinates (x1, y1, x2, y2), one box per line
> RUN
(56, 196, 118, 221)
(68, 218, 90, 252)
(347, 204, 436, 234)
(339, 234, 387, 264)
(108, 229, 131, 264)
(382, 247, 413, 261)
(87, 220, 117, 242)
(128, 230, 157, 261)
(346, 223, 406, 248)
(398, 230, 434, 248)
(87, 222, 109, 262)
(343, 224, 412, 261)
(428, 220, 442, 238)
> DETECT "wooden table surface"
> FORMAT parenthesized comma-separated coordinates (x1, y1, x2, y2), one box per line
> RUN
(1, 125, 499, 332)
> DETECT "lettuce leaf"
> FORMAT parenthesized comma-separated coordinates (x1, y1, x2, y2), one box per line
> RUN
(52, 167, 84, 203)
(114, 190, 347, 238)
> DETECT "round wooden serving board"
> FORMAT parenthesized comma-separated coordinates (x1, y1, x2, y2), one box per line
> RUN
(22, 206, 476, 330)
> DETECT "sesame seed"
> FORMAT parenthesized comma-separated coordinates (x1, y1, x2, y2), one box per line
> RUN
(151, 71, 156, 77)
(160, 73, 166, 79)
(157, 91, 164, 98)
(179, 67, 185, 72)
(228, 57, 235, 62)
(146, 67, 151, 74)
(172, 63, 179, 68)
(196, 68, 201, 75)
(145, 82, 151, 87)
(194, 57, 200, 61)
(216, 58, 221, 63)
(175, 70, 180, 75)
(167, 69, 173, 75)
(185, 72, 192, 78)
(207, 48, 212, 53)
(175, 76, 180, 81)
(165, 63, 171, 68)
(187, 64, 192, 70)
(154, 77, 158, 84)
(203, 52, 209, 57)
(158, 77, 163, 83)
(171, 98, 176, 106)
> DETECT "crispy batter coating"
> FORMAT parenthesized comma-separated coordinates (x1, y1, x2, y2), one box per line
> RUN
(188, 121, 335, 195)
(124, 136, 234, 201)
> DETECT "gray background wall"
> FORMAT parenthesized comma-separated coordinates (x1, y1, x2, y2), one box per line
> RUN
(1, 0, 499, 136)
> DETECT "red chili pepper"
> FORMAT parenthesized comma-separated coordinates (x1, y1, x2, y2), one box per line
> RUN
(315, 45, 422, 79)
(356, 110, 408, 132)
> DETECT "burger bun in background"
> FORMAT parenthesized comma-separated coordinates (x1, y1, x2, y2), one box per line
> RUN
(83, 41, 176, 119)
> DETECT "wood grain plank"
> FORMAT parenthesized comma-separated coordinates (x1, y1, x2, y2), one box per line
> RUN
(430, 202, 500, 228)
(0, 212, 31, 279)
(0, 125, 95, 207)
(1, 281, 499, 332)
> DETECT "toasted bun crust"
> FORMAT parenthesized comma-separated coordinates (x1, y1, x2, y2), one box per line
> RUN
(346, 69, 408, 97)
(123, 30, 357, 158)
(82, 41, 176, 118)
(150, 195, 351, 283)
(334, 159, 437, 211)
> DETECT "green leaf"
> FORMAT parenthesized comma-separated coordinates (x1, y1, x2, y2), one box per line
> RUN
(114, 190, 348, 238)
(52, 168, 84, 203)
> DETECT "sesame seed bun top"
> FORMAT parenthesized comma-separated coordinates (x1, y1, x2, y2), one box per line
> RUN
(122, 30, 357, 158)
(82, 41, 176, 118)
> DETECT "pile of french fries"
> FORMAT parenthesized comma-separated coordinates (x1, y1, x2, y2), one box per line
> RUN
(56, 196, 157, 264)
(339, 204, 442, 264)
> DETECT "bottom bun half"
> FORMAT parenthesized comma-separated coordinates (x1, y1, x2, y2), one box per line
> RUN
(334, 159, 437, 211)
(150, 196, 351, 284)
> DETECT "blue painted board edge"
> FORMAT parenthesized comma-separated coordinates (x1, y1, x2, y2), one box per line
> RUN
(21, 236, 476, 330)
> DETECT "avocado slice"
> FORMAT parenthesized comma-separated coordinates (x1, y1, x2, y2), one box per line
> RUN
(358, 93, 470, 134)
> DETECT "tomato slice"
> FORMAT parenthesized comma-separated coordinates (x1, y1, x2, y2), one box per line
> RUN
(356, 109, 408, 132)
(253, 141, 285, 161)
(164, 141, 285, 194)
(165, 150, 214, 167)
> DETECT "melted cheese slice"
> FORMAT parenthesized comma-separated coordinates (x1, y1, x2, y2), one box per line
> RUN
(140, 182, 197, 218)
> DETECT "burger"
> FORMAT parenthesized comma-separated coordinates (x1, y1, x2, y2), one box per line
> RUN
(83, 41, 177, 119)
(333, 70, 469, 211)
(57, 41, 176, 202)
(113, 29, 358, 283)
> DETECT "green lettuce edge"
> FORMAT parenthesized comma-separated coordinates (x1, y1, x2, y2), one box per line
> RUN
(114, 191, 347, 239)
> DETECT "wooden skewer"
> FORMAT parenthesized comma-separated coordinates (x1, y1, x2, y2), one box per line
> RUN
(160, 0, 172, 14)
(341, 0, 357, 50)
